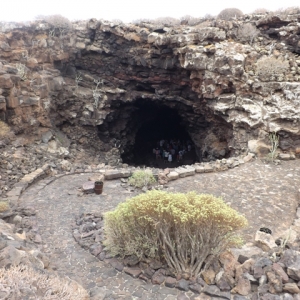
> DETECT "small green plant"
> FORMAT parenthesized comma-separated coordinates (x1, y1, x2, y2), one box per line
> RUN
(16, 63, 27, 81)
(0, 201, 9, 212)
(75, 72, 82, 90)
(268, 131, 279, 162)
(280, 227, 291, 249)
(128, 169, 156, 188)
(104, 190, 247, 278)
(92, 79, 104, 109)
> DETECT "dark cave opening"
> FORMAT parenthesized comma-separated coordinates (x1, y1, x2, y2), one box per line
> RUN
(97, 98, 232, 168)
(121, 101, 197, 168)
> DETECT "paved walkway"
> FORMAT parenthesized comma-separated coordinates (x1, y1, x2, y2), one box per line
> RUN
(18, 159, 300, 299)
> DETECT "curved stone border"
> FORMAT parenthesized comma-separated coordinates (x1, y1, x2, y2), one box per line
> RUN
(5, 164, 51, 205)
(6, 152, 294, 210)
(7, 156, 300, 299)
(165, 153, 255, 181)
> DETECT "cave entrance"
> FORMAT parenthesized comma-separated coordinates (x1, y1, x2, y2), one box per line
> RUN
(121, 101, 197, 168)
(98, 98, 232, 167)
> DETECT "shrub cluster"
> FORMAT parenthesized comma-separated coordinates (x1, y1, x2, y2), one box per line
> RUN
(256, 56, 289, 78)
(128, 169, 156, 188)
(104, 190, 247, 278)
(273, 6, 300, 16)
(217, 8, 244, 20)
(132, 17, 180, 26)
(37, 14, 72, 36)
(237, 23, 259, 44)
(252, 8, 269, 14)
(180, 15, 203, 26)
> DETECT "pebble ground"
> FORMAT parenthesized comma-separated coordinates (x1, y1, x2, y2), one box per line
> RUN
(19, 159, 300, 299)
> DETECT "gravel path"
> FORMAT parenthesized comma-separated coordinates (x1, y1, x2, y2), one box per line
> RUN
(19, 159, 300, 299)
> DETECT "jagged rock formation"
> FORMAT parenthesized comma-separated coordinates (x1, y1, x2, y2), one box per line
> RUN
(0, 12, 300, 165)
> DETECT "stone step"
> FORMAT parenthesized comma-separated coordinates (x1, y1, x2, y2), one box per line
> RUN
(105, 169, 131, 180)
(174, 166, 195, 178)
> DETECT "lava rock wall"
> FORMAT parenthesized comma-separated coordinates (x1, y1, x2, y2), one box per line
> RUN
(1, 12, 300, 164)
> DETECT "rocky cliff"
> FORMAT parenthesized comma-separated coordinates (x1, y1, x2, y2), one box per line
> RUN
(0, 12, 300, 165)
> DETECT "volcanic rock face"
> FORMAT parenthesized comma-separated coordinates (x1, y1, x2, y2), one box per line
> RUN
(1, 13, 300, 164)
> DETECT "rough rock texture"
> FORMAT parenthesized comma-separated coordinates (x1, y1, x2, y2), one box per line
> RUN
(0, 207, 89, 299)
(1, 12, 300, 165)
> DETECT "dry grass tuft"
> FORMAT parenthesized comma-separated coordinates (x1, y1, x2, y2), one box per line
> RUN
(0, 265, 89, 300)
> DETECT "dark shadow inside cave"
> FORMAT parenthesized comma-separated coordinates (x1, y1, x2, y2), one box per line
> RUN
(121, 102, 197, 168)
(97, 97, 233, 167)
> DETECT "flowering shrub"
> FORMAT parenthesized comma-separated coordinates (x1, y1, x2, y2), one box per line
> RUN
(104, 190, 247, 278)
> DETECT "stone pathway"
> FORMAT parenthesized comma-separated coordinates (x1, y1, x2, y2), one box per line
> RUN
(18, 159, 300, 299)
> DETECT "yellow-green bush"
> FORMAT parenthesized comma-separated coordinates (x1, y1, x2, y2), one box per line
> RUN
(128, 169, 156, 188)
(104, 190, 247, 278)
(0, 121, 10, 137)
(0, 201, 9, 212)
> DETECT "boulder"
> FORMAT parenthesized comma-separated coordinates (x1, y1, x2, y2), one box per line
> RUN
(167, 171, 179, 181)
(204, 164, 214, 173)
(231, 275, 251, 296)
(243, 153, 255, 163)
(105, 169, 131, 180)
(41, 131, 53, 143)
(280, 250, 300, 281)
(82, 182, 95, 194)
(248, 140, 270, 156)
(272, 263, 289, 283)
(283, 283, 300, 294)
(254, 230, 277, 251)
(0, 74, 13, 88)
(58, 147, 69, 157)
(0, 245, 23, 268)
(88, 174, 105, 182)
(202, 268, 216, 285)
(47, 140, 58, 153)
(195, 165, 205, 173)
(174, 166, 195, 178)
(59, 159, 72, 171)
(278, 153, 294, 160)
